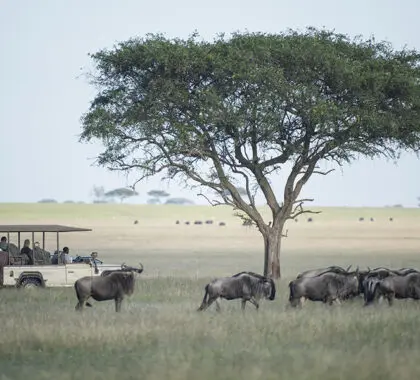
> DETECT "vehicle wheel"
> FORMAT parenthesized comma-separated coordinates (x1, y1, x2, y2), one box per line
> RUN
(21, 277, 42, 289)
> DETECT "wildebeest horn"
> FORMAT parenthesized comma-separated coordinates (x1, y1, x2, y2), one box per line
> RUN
(137, 262, 144, 273)
(346, 265, 352, 272)
(367, 266, 371, 272)
(121, 263, 127, 269)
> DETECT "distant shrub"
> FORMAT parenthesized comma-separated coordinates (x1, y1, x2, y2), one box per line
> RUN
(165, 198, 195, 205)
(38, 199, 57, 203)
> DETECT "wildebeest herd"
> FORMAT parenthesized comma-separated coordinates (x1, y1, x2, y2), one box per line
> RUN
(73, 263, 420, 312)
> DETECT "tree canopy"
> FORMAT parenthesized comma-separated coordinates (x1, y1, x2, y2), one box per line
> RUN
(80, 27, 420, 278)
(104, 187, 138, 203)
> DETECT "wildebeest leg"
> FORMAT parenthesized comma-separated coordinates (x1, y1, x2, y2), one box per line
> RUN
(75, 300, 84, 311)
(248, 298, 259, 310)
(75, 296, 90, 311)
(215, 299, 221, 312)
(115, 297, 123, 312)
(325, 296, 335, 306)
(386, 293, 394, 306)
(200, 296, 217, 311)
(241, 299, 247, 311)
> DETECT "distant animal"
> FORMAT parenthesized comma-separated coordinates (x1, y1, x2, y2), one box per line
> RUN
(296, 265, 352, 279)
(133, 220, 138, 225)
(205, 220, 213, 225)
(194, 220, 203, 225)
(175, 220, 180, 225)
(74, 263, 144, 312)
(185, 221, 190, 225)
(363, 272, 420, 306)
(359, 217, 364, 222)
(219, 222, 226, 226)
(197, 272, 276, 312)
(307, 218, 313, 222)
(288, 269, 360, 307)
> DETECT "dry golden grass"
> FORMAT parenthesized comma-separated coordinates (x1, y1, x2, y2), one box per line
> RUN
(1, 203, 420, 379)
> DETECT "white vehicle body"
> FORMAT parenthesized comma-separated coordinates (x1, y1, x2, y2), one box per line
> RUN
(2, 261, 124, 288)
(0, 224, 127, 289)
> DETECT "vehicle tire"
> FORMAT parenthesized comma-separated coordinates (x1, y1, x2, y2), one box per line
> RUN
(21, 277, 42, 289)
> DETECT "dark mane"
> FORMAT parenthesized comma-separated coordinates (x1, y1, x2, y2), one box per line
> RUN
(108, 271, 135, 295)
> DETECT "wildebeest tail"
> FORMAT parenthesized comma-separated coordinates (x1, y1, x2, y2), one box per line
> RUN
(197, 284, 210, 311)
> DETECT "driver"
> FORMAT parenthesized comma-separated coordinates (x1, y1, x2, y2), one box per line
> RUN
(60, 247, 73, 264)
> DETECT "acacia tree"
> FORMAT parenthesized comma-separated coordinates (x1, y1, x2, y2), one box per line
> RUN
(80, 28, 420, 278)
(104, 187, 138, 203)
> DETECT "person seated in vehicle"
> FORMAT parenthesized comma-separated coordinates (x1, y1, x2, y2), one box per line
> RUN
(20, 239, 34, 265)
(0, 236, 8, 251)
(60, 246, 73, 264)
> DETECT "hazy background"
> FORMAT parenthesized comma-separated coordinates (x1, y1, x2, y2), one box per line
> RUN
(0, 0, 419, 206)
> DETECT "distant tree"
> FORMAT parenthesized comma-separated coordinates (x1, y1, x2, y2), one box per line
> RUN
(80, 28, 420, 278)
(104, 187, 139, 203)
(91, 185, 106, 203)
(147, 190, 170, 204)
(38, 199, 57, 203)
(165, 197, 195, 205)
(63, 200, 75, 204)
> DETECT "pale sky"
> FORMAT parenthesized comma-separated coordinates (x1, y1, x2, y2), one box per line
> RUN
(1, 0, 419, 207)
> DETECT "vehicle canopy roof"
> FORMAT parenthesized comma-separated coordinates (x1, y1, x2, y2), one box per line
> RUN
(0, 225, 92, 233)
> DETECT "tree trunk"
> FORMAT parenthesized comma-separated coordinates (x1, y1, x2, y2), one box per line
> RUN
(263, 226, 284, 279)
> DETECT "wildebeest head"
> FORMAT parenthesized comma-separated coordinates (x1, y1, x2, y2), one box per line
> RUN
(263, 277, 276, 300)
(121, 262, 144, 274)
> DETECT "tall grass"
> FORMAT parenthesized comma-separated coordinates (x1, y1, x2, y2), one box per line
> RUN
(1, 278, 420, 380)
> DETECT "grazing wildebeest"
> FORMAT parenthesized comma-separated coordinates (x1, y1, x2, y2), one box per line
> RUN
(197, 272, 276, 312)
(363, 272, 420, 306)
(296, 265, 352, 279)
(289, 269, 360, 307)
(74, 263, 144, 312)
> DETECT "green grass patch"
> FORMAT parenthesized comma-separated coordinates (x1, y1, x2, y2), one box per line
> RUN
(1, 278, 420, 379)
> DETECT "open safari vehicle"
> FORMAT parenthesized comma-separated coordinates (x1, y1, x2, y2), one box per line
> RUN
(0, 224, 123, 288)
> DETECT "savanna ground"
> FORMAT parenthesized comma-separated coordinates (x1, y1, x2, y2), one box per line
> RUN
(1, 203, 420, 380)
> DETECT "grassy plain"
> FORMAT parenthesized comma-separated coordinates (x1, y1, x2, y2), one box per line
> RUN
(1, 203, 420, 379)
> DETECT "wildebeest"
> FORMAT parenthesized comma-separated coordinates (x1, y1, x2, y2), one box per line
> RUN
(197, 271, 276, 312)
(363, 272, 420, 306)
(289, 269, 360, 307)
(296, 265, 352, 279)
(358, 267, 419, 295)
(74, 263, 144, 312)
